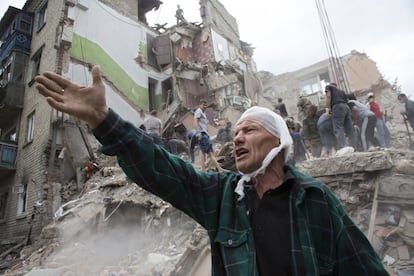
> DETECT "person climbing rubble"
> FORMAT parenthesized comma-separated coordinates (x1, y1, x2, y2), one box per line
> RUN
(302, 104, 322, 157)
(194, 99, 224, 172)
(325, 84, 356, 149)
(367, 92, 391, 148)
(175, 5, 188, 24)
(398, 93, 414, 131)
(215, 121, 233, 144)
(348, 98, 379, 151)
(85, 161, 99, 180)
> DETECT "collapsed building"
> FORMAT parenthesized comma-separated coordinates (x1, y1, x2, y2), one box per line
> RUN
(0, 0, 261, 248)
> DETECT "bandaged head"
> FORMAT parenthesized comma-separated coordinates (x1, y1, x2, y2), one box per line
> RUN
(234, 106, 293, 200)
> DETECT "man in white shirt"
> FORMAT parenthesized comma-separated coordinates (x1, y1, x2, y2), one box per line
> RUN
(144, 110, 163, 145)
(194, 100, 224, 172)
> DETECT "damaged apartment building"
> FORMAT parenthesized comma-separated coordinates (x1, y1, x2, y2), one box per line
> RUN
(0, 0, 260, 246)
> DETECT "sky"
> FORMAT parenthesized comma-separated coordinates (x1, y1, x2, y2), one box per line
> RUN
(2, 0, 414, 97)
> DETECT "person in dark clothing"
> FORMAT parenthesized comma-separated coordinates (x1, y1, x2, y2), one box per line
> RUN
(275, 97, 288, 118)
(165, 138, 188, 155)
(398, 93, 414, 131)
(318, 112, 337, 157)
(215, 121, 233, 144)
(290, 122, 307, 163)
(325, 85, 356, 149)
(173, 121, 187, 142)
(35, 66, 388, 276)
(187, 129, 198, 163)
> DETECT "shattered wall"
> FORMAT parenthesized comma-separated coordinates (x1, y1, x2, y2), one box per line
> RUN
(67, 0, 170, 111)
(199, 0, 240, 47)
(344, 50, 382, 92)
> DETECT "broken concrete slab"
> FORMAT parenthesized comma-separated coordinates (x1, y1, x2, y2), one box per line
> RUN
(77, 203, 102, 224)
(205, 73, 238, 91)
(378, 174, 414, 199)
(299, 151, 393, 177)
(394, 159, 414, 175)
(397, 245, 410, 260)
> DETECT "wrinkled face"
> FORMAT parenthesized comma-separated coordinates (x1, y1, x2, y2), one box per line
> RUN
(233, 120, 280, 174)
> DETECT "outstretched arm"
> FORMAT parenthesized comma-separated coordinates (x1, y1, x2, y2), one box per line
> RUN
(35, 65, 108, 129)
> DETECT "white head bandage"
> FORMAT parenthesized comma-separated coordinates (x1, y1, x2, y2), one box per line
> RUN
(234, 106, 293, 200)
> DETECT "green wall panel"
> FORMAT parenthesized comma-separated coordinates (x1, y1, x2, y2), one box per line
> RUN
(69, 34, 149, 110)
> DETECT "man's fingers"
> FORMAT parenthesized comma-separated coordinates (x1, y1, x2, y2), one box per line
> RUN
(46, 97, 70, 114)
(91, 65, 103, 87)
(35, 75, 65, 94)
(36, 83, 64, 102)
(42, 71, 72, 90)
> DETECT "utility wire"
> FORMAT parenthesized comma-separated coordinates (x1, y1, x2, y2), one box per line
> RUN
(315, 0, 351, 93)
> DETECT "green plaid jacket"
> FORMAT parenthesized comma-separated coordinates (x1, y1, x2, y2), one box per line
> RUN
(93, 109, 388, 276)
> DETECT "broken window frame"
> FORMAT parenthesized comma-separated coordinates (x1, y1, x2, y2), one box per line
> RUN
(16, 183, 28, 216)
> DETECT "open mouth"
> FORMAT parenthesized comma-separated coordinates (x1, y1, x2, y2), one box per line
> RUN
(235, 148, 249, 159)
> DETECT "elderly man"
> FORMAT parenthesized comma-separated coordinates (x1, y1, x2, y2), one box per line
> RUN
(35, 66, 387, 275)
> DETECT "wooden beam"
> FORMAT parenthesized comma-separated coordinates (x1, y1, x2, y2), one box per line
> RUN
(367, 179, 380, 242)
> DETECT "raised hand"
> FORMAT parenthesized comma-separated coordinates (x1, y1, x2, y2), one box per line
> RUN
(35, 65, 108, 128)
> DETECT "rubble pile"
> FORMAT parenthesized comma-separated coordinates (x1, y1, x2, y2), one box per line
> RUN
(2, 156, 200, 276)
(299, 148, 414, 275)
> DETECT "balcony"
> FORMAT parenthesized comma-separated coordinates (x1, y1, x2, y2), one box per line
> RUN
(0, 31, 31, 62)
(0, 141, 17, 169)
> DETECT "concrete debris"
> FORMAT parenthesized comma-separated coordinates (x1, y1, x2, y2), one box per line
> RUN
(2, 146, 414, 275)
(2, 162, 198, 275)
(299, 148, 414, 275)
(299, 150, 393, 177)
(335, 146, 355, 156)
(394, 160, 414, 175)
